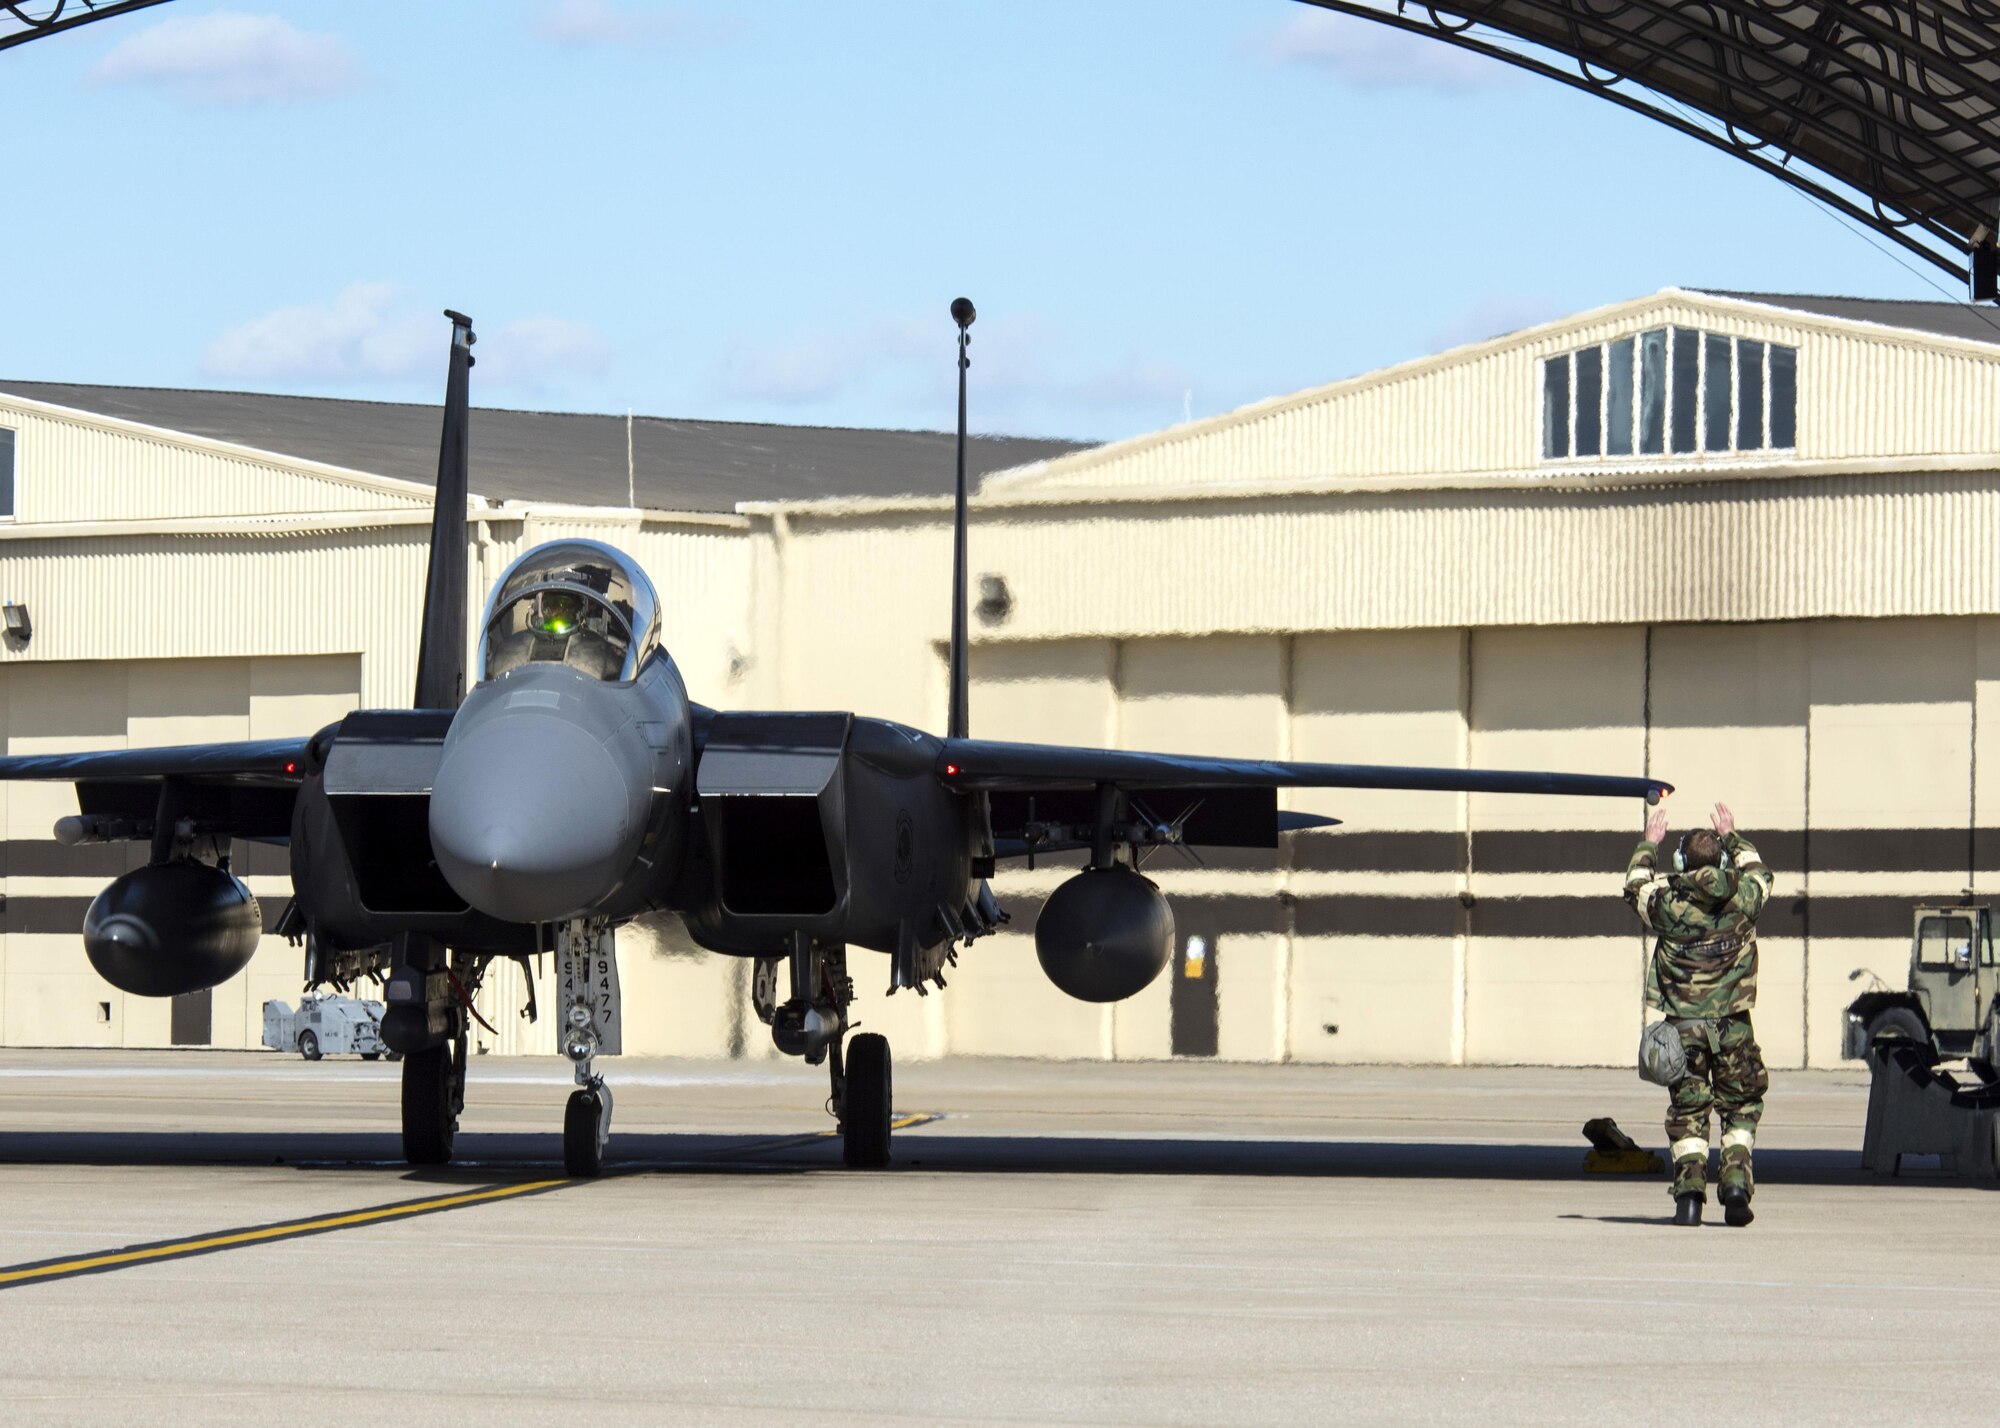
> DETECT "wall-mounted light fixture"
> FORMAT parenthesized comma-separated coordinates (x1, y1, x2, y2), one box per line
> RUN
(3, 601, 31, 643)
(976, 574, 1012, 625)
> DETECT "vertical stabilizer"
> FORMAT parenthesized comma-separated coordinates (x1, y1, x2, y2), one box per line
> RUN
(413, 311, 475, 710)
(947, 297, 975, 739)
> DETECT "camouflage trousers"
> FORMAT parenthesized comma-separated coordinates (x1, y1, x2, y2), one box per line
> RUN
(1664, 1012, 1768, 1199)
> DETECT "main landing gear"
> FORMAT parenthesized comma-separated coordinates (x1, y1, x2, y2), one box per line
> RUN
(756, 936, 893, 1168)
(402, 1031, 467, 1166)
(383, 937, 470, 1167)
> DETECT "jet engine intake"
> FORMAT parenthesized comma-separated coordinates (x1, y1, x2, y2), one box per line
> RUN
(1033, 865, 1174, 1003)
(82, 860, 262, 998)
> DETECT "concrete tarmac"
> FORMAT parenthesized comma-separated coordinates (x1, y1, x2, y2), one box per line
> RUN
(1, 1050, 1994, 1425)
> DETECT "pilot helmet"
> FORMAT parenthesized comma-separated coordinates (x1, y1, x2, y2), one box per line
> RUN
(532, 589, 587, 636)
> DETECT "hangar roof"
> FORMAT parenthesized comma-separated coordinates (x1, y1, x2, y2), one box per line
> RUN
(1696, 292, 2000, 346)
(982, 287, 2000, 504)
(0, 381, 1086, 513)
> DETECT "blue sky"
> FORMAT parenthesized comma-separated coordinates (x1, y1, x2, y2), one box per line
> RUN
(0, 0, 1952, 440)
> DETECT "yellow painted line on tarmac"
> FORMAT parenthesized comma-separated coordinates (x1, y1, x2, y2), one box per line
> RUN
(712, 1112, 942, 1161)
(0, 1178, 571, 1291)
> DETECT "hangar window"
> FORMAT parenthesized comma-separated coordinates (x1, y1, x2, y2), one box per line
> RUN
(0, 427, 14, 519)
(1541, 329, 1797, 464)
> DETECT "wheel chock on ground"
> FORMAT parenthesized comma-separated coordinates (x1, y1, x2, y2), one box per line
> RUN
(1581, 1117, 1665, 1175)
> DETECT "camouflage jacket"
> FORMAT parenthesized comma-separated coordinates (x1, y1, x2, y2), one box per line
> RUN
(1624, 831, 1773, 1019)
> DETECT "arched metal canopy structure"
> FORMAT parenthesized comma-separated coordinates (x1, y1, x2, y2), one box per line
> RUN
(2, 2, 170, 53)
(1302, 1, 2000, 291)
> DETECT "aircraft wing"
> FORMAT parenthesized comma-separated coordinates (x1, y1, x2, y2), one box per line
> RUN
(0, 737, 313, 843)
(0, 738, 310, 784)
(936, 737, 1671, 803)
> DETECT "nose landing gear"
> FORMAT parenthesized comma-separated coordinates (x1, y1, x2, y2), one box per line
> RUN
(557, 919, 621, 1178)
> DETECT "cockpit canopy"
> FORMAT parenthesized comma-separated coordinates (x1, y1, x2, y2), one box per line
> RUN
(478, 539, 662, 684)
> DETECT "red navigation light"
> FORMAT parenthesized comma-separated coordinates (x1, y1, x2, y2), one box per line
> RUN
(945, 763, 960, 777)
(284, 761, 297, 774)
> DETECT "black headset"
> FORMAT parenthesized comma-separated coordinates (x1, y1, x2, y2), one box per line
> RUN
(1673, 829, 1733, 873)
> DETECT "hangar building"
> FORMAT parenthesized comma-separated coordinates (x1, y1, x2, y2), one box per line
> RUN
(3, 287, 1995, 1069)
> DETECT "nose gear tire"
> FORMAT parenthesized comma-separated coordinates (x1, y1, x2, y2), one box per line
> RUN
(841, 1033, 892, 1169)
(401, 1042, 458, 1166)
(564, 1089, 604, 1177)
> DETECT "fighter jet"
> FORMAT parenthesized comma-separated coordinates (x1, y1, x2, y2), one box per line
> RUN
(0, 308, 1671, 1176)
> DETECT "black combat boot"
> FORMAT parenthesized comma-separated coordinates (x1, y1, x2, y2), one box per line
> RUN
(1718, 1182, 1754, 1227)
(1673, 1192, 1704, 1226)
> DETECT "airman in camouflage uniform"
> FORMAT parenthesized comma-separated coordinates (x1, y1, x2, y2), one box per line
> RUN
(1624, 801, 1774, 1227)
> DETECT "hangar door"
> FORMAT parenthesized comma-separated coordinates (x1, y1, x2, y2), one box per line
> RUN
(0, 655, 361, 1050)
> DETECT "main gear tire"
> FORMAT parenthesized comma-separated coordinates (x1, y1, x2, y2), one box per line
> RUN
(841, 1033, 892, 1169)
(564, 1089, 604, 1178)
(297, 1031, 321, 1062)
(1866, 1006, 1936, 1062)
(401, 1042, 457, 1166)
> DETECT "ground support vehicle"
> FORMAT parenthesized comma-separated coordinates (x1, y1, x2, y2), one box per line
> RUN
(263, 995, 388, 1061)
(1844, 905, 2000, 1176)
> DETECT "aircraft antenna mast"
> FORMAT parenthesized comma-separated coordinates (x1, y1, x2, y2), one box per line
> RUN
(947, 297, 976, 740)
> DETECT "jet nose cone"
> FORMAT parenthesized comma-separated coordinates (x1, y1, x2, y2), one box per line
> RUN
(429, 710, 647, 923)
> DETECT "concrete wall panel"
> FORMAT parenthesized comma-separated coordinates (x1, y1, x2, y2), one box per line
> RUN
(1464, 939, 1643, 1066)
(1286, 937, 1457, 1065)
(1290, 629, 1465, 830)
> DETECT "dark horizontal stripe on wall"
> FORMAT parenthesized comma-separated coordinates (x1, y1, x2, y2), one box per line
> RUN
(1293, 895, 1460, 939)
(1295, 828, 2000, 876)
(996, 894, 1280, 938)
(993, 891, 1964, 943)
(1471, 830, 1635, 875)
(1467, 897, 1637, 939)
(0, 840, 291, 879)
(2, 896, 292, 936)
(5, 897, 96, 934)
(1292, 831, 1462, 874)
(1800, 896, 1929, 940)
(1813, 828, 2000, 875)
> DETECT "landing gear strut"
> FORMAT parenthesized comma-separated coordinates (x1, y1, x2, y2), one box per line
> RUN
(756, 937, 894, 1168)
(557, 919, 620, 1178)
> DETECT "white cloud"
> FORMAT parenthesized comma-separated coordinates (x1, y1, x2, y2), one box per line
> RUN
(535, 0, 699, 48)
(710, 312, 1192, 434)
(202, 285, 613, 392)
(1255, 9, 1515, 93)
(1428, 293, 1566, 352)
(203, 284, 429, 383)
(89, 11, 364, 107)
(477, 316, 614, 387)
(711, 334, 882, 406)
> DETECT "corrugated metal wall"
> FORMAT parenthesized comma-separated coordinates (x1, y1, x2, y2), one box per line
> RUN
(0, 395, 429, 522)
(759, 470, 2000, 663)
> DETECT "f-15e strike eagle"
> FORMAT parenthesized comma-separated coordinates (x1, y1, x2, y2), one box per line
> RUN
(0, 307, 1670, 1176)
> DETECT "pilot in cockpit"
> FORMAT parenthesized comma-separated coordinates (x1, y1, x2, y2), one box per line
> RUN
(485, 586, 629, 681)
